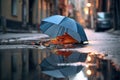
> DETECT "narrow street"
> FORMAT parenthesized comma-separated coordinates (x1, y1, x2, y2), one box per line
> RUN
(84, 29, 120, 66)
(0, 28, 120, 80)
(1, 0, 120, 80)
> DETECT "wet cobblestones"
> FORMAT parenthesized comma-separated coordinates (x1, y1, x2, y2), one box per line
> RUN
(0, 29, 120, 80)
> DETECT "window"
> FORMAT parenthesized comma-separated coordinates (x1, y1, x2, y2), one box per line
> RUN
(11, 0, 17, 16)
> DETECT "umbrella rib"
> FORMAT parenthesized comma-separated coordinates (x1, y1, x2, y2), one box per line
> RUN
(55, 17, 66, 36)
(58, 17, 66, 25)
(56, 25, 61, 36)
(43, 23, 54, 33)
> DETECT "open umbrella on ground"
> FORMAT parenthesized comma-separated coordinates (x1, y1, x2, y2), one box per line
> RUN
(40, 15, 88, 44)
(40, 51, 88, 78)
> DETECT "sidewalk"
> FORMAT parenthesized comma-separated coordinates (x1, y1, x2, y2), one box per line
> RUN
(0, 28, 39, 34)
(0, 32, 49, 45)
(85, 29, 120, 68)
(107, 28, 120, 35)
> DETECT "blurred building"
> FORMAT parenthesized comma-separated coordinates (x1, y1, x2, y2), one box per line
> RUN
(58, 0, 69, 16)
(0, 0, 52, 32)
(111, 0, 120, 30)
(87, 0, 120, 30)
(0, 0, 120, 33)
(0, 0, 69, 33)
(69, 0, 86, 27)
(95, 0, 119, 30)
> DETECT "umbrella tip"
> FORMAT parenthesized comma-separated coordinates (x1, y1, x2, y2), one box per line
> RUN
(83, 41, 89, 44)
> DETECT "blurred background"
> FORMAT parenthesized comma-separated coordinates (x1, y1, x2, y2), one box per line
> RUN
(0, 0, 120, 80)
(0, 0, 120, 33)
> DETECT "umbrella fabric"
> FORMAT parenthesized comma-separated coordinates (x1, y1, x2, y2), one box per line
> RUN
(40, 15, 88, 43)
(40, 52, 88, 78)
(42, 66, 83, 78)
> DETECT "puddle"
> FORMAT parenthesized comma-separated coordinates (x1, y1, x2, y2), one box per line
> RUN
(0, 45, 120, 80)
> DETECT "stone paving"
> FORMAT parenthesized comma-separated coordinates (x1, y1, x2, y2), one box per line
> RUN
(0, 29, 120, 80)
(84, 29, 120, 68)
(0, 29, 120, 67)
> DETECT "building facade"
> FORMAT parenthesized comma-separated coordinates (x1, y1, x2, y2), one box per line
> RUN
(90, 0, 120, 30)
(1, 0, 119, 33)
(0, 0, 69, 33)
(69, 0, 86, 27)
(111, 0, 120, 30)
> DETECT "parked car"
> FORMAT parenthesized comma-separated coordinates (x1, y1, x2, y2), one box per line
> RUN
(95, 12, 113, 32)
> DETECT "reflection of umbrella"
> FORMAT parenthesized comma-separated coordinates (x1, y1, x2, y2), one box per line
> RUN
(55, 50, 72, 58)
(40, 52, 88, 78)
(40, 15, 88, 43)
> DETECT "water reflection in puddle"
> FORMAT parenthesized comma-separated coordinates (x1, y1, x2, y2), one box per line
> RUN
(0, 46, 102, 80)
(69, 69, 88, 80)
(40, 50, 88, 78)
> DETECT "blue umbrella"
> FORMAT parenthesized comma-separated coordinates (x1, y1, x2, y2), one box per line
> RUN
(40, 15, 88, 43)
(40, 51, 88, 78)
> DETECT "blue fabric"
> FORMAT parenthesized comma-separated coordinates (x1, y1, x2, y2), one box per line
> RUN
(40, 15, 88, 42)
(40, 52, 88, 78)
(76, 22, 88, 41)
(43, 15, 65, 24)
(40, 22, 54, 32)
(43, 70, 65, 78)
(60, 17, 77, 32)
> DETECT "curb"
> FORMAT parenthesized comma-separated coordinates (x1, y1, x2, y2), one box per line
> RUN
(0, 29, 39, 33)
(107, 29, 120, 35)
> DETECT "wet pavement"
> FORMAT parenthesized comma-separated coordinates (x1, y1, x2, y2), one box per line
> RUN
(0, 29, 120, 80)
(0, 46, 70, 80)
(84, 29, 120, 67)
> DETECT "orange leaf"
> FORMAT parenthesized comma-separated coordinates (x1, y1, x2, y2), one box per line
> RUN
(50, 33, 78, 45)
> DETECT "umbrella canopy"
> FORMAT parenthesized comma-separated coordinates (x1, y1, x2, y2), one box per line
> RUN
(40, 51, 88, 78)
(40, 15, 88, 43)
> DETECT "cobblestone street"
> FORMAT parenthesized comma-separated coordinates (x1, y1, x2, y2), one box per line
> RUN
(0, 28, 120, 80)
(84, 29, 120, 66)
